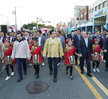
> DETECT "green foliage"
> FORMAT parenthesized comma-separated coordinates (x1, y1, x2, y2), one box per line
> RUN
(23, 22, 54, 30)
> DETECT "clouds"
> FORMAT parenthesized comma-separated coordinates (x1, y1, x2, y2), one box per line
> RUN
(0, 0, 95, 28)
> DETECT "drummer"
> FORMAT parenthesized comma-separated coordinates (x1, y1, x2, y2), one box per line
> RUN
(3, 40, 15, 80)
(64, 38, 77, 80)
(31, 37, 43, 79)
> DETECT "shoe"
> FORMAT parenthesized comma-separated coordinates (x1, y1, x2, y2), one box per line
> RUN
(5, 76, 10, 80)
(36, 74, 39, 79)
(53, 78, 57, 83)
(87, 73, 93, 77)
(105, 68, 108, 71)
(50, 71, 52, 75)
(66, 71, 68, 74)
(57, 63, 61, 66)
(24, 72, 27, 75)
(17, 78, 23, 82)
(102, 60, 106, 63)
(93, 68, 96, 73)
(42, 63, 45, 66)
(11, 72, 14, 76)
(70, 76, 73, 80)
(81, 71, 84, 74)
(96, 68, 100, 72)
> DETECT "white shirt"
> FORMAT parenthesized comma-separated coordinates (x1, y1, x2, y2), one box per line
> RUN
(84, 38, 88, 47)
(51, 37, 55, 42)
(0, 37, 3, 42)
(38, 37, 41, 46)
(10, 36, 13, 42)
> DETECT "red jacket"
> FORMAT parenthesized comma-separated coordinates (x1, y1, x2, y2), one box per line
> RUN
(31, 46, 43, 63)
(64, 46, 76, 65)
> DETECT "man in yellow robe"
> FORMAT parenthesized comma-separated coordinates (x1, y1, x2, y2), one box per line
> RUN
(43, 30, 64, 82)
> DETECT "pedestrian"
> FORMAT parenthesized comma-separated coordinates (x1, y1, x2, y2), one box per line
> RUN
(37, 30, 46, 66)
(91, 38, 102, 72)
(103, 31, 108, 71)
(43, 30, 64, 82)
(73, 29, 82, 65)
(78, 31, 93, 77)
(56, 31, 65, 66)
(43, 30, 48, 38)
(64, 38, 77, 80)
(31, 37, 43, 79)
(0, 40, 4, 73)
(3, 40, 15, 80)
(11, 33, 31, 82)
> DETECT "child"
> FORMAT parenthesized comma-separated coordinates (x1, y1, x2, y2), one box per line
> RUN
(92, 38, 101, 72)
(64, 38, 76, 80)
(3, 40, 15, 80)
(31, 37, 43, 78)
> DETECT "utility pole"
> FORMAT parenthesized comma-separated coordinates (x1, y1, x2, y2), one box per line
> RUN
(15, 7, 17, 32)
(36, 17, 39, 30)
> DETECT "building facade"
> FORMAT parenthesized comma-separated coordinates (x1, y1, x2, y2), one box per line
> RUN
(75, 0, 108, 33)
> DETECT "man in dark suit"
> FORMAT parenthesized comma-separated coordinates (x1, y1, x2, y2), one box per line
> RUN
(8, 32, 16, 42)
(63, 31, 71, 41)
(73, 29, 82, 65)
(0, 31, 6, 43)
(92, 31, 103, 48)
(78, 31, 93, 77)
(43, 30, 48, 38)
(37, 30, 46, 66)
(104, 33, 108, 71)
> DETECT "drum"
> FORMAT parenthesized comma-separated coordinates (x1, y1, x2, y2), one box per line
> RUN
(6, 56, 12, 64)
(69, 56, 75, 65)
(93, 52, 99, 61)
(33, 54, 39, 64)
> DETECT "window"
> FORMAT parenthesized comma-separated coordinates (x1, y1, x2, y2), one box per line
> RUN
(92, 8, 94, 12)
(95, 6, 98, 11)
(103, 1, 107, 8)
(98, 4, 101, 10)
(100, 4, 102, 9)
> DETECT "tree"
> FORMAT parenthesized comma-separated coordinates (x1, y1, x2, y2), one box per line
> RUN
(23, 22, 54, 30)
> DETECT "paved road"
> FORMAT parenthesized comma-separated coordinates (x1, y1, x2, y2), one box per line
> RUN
(0, 60, 108, 99)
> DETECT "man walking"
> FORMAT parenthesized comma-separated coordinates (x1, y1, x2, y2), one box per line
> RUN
(78, 31, 93, 77)
(11, 33, 31, 82)
(43, 30, 64, 82)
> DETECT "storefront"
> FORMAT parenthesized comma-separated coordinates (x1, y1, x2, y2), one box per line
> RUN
(92, 8, 108, 33)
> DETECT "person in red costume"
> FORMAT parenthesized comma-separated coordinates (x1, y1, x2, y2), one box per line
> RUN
(3, 40, 15, 80)
(91, 38, 102, 73)
(31, 37, 43, 79)
(64, 38, 77, 80)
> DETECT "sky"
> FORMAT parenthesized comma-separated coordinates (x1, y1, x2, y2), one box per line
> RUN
(0, 0, 96, 29)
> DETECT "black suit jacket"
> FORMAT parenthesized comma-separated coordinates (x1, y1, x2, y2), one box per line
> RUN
(43, 33, 48, 38)
(78, 37, 93, 57)
(104, 37, 108, 57)
(64, 34, 72, 41)
(73, 34, 83, 51)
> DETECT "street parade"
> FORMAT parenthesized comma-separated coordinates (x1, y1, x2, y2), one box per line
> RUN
(0, 0, 108, 99)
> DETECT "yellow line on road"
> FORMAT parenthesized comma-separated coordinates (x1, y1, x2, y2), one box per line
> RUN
(75, 66, 103, 99)
(84, 66, 108, 96)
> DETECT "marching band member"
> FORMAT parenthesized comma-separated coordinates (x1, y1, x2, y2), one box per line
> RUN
(92, 38, 101, 72)
(31, 37, 43, 79)
(64, 38, 76, 80)
(0, 40, 4, 73)
(3, 40, 15, 80)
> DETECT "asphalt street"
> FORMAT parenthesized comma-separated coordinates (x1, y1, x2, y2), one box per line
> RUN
(0, 60, 108, 99)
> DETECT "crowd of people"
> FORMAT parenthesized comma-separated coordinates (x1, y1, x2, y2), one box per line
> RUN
(0, 29, 108, 83)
